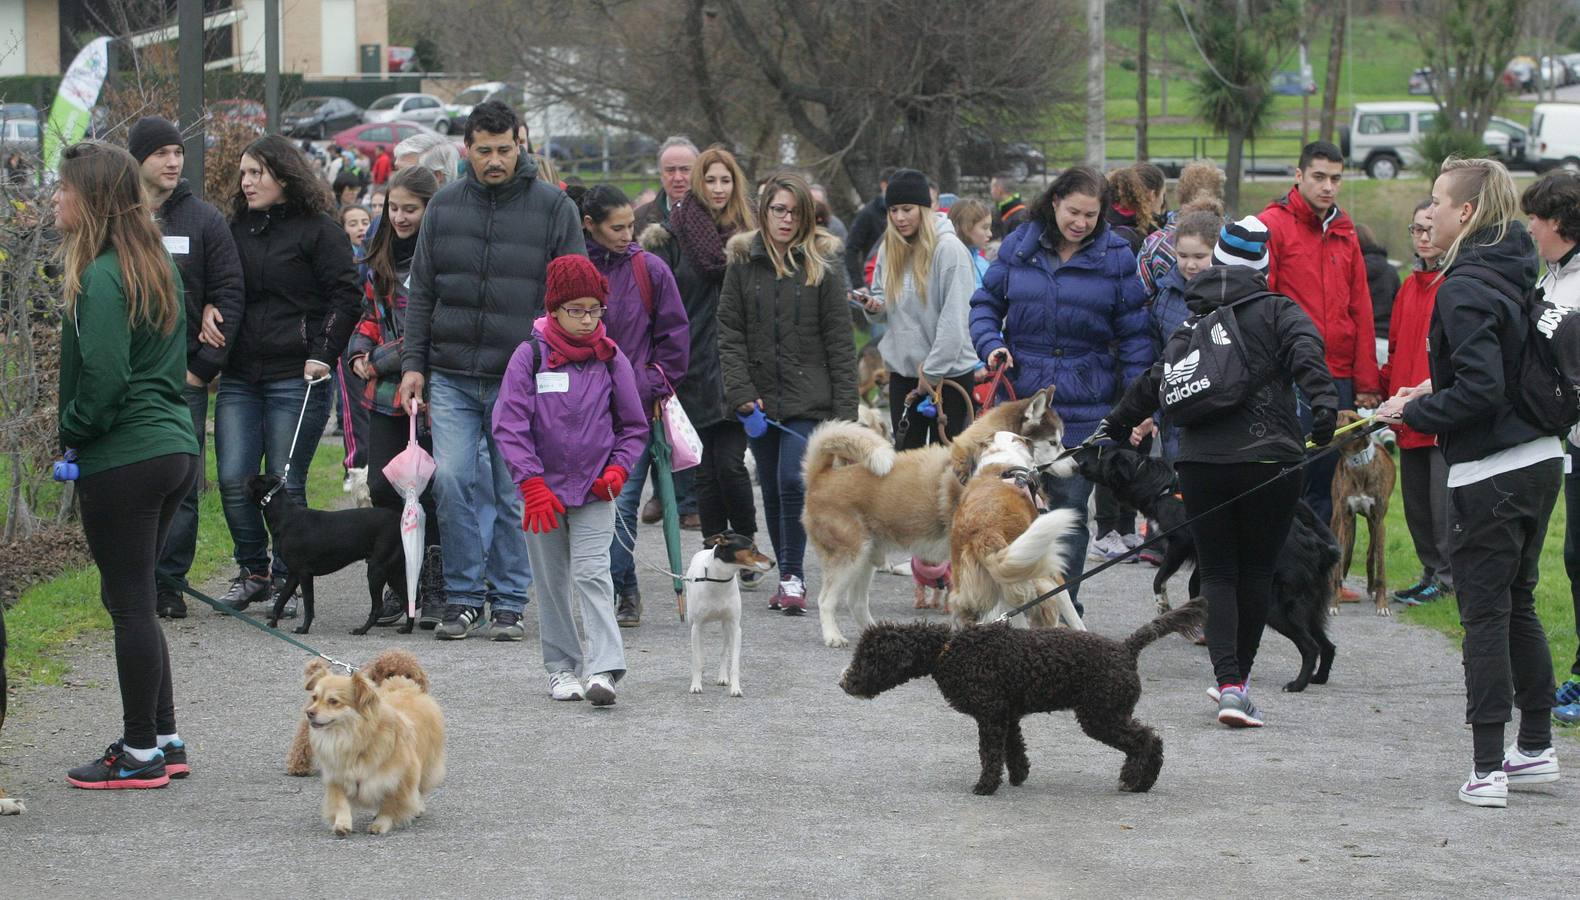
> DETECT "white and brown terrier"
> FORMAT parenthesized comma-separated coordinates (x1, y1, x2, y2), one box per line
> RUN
(686, 533, 775, 697)
(1330, 410, 1396, 615)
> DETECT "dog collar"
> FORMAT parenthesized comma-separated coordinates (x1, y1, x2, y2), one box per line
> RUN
(258, 481, 285, 507)
(999, 466, 1047, 512)
(689, 574, 737, 584)
(1346, 443, 1377, 468)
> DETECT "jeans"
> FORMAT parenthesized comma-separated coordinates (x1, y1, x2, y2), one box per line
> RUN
(750, 418, 815, 579)
(215, 375, 332, 578)
(1398, 445, 1454, 589)
(155, 383, 208, 590)
(1566, 443, 1580, 678)
(1040, 472, 1094, 613)
(609, 437, 654, 595)
(1296, 376, 1354, 525)
(78, 453, 198, 748)
(695, 420, 756, 539)
(427, 372, 531, 614)
(1449, 458, 1560, 768)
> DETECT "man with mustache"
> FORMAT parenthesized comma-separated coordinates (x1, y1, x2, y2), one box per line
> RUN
(398, 100, 587, 642)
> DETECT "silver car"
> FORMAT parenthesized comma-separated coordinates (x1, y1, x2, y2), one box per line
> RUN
(364, 93, 451, 133)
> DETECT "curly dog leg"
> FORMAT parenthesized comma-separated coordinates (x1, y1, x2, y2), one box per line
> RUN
(1077, 707, 1164, 793)
(973, 717, 1008, 795)
(1005, 720, 1030, 787)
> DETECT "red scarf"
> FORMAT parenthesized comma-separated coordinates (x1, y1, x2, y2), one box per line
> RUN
(535, 315, 618, 369)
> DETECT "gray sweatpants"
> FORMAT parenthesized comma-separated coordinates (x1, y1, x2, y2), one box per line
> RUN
(524, 500, 627, 682)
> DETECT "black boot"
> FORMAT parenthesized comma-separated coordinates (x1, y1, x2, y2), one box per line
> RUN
(418, 545, 445, 630)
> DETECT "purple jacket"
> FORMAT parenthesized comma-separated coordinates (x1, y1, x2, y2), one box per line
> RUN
(588, 241, 690, 411)
(492, 322, 650, 506)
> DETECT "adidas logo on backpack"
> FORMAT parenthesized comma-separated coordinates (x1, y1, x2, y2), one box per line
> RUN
(1157, 293, 1271, 425)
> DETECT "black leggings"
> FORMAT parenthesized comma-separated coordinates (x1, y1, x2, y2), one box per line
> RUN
(366, 411, 441, 548)
(889, 373, 973, 451)
(77, 453, 199, 748)
(695, 419, 757, 539)
(1175, 461, 1302, 688)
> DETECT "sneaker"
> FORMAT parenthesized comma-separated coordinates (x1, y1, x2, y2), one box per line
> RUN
(156, 590, 188, 619)
(1137, 547, 1164, 567)
(640, 496, 663, 524)
(680, 513, 702, 531)
(738, 569, 767, 592)
(1413, 583, 1448, 604)
(1458, 769, 1508, 808)
(219, 569, 270, 611)
(1217, 686, 1264, 728)
(1503, 745, 1560, 785)
(417, 546, 445, 630)
(777, 576, 807, 615)
(270, 577, 298, 620)
(66, 743, 169, 790)
(490, 610, 525, 642)
(375, 587, 405, 626)
(1088, 530, 1123, 563)
(548, 671, 583, 701)
(1119, 533, 1144, 563)
(436, 604, 484, 640)
(1337, 586, 1362, 603)
(160, 739, 189, 778)
(1206, 685, 1221, 703)
(1557, 677, 1580, 709)
(585, 673, 617, 707)
(1392, 579, 1431, 600)
(616, 591, 641, 628)
(1554, 703, 1580, 727)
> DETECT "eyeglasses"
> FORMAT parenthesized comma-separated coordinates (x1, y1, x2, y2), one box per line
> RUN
(1407, 225, 1430, 237)
(560, 306, 606, 320)
(767, 204, 798, 220)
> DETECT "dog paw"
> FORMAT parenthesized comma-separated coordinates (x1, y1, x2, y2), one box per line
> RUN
(728, 684, 744, 698)
(349, 626, 370, 635)
(0, 798, 24, 815)
(1328, 606, 1340, 616)
(971, 781, 1001, 796)
(367, 817, 393, 835)
(1008, 770, 1028, 787)
(688, 683, 702, 694)
(332, 820, 353, 837)
(1375, 606, 1392, 617)
(1282, 681, 1306, 693)
(294, 625, 311, 635)
(823, 635, 850, 649)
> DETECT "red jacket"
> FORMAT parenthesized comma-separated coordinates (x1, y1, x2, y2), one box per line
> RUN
(1261, 188, 1380, 394)
(1379, 267, 1440, 449)
(372, 152, 393, 186)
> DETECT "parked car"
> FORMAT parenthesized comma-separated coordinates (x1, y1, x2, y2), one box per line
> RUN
(281, 96, 363, 139)
(958, 130, 1046, 180)
(364, 93, 449, 131)
(1271, 70, 1317, 96)
(1343, 101, 1528, 179)
(209, 98, 267, 129)
(1408, 67, 1435, 95)
(1505, 55, 1574, 92)
(442, 82, 529, 132)
(332, 121, 447, 158)
(540, 132, 660, 172)
(0, 116, 40, 157)
(1532, 102, 1580, 171)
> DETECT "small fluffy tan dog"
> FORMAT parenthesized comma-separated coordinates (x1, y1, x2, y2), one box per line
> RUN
(301, 652, 445, 836)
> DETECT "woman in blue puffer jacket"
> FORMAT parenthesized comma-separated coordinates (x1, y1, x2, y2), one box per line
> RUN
(969, 166, 1152, 608)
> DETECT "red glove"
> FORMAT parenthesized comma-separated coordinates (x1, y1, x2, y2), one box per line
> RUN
(590, 465, 628, 502)
(518, 477, 565, 533)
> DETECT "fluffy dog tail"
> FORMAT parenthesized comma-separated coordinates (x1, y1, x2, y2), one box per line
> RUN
(1123, 598, 1207, 656)
(803, 420, 896, 479)
(982, 508, 1083, 584)
(361, 648, 430, 692)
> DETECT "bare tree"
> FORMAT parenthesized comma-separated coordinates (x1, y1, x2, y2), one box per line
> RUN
(1317, 3, 1345, 145)
(1411, 0, 1525, 137)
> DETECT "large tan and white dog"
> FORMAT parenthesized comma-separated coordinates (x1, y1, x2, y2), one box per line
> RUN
(950, 432, 1085, 630)
(802, 388, 1066, 647)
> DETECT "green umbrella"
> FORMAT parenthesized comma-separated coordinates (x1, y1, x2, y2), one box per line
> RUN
(647, 414, 687, 612)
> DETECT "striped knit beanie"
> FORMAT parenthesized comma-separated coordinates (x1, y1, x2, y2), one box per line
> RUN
(1214, 215, 1270, 270)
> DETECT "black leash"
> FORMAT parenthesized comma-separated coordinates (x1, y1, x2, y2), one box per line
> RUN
(175, 581, 361, 672)
(996, 420, 1387, 622)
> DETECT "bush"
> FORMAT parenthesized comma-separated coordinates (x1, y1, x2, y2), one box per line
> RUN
(1414, 126, 1492, 181)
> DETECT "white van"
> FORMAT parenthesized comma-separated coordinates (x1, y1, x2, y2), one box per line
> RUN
(1532, 103, 1580, 171)
(1345, 101, 1527, 179)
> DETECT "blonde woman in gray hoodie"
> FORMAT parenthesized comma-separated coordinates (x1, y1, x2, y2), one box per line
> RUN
(858, 169, 981, 449)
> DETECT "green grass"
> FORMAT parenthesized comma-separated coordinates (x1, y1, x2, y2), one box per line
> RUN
(1345, 449, 1576, 687)
(5, 437, 345, 686)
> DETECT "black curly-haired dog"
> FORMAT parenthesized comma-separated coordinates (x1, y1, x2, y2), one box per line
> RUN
(840, 600, 1205, 796)
(1069, 444, 1340, 693)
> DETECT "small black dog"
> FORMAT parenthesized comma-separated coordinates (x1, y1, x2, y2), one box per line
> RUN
(841, 601, 1205, 796)
(1071, 444, 1340, 692)
(245, 474, 408, 635)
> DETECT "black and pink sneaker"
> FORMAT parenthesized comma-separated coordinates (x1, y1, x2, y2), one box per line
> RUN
(66, 743, 169, 790)
(160, 739, 189, 779)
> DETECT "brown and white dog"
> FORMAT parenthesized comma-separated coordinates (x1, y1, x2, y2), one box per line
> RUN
(949, 432, 1085, 629)
(1330, 410, 1396, 615)
(802, 388, 1066, 647)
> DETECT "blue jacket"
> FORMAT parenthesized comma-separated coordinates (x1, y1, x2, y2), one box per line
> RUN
(1149, 264, 1192, 358)
(969, 220, 1152, 442)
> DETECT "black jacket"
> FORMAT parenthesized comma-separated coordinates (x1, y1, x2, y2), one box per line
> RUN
(227, 204, 362, 383)
(402, 154, 586, 379)
(1111, 265, 1338, 465)
(843, 195, 886, 288)
(641, 222, 726, 429)
(155, 180, 244, 383)
(1401, 221, 1547, 465)
(1362, 243, 1400, 338)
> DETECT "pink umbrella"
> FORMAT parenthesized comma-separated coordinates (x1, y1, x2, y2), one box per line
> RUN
(382, 399, 436, 621)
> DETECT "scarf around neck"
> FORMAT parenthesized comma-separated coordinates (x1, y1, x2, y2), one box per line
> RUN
(535, 315, 618, 369)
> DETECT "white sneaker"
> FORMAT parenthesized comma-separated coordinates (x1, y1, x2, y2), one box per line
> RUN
(1121, 532, 1144, 550)
(1207, 685, 1221, 703)
(1458, 769, 1508, 808)
(548, 671, 583, 701)
(1502, 744, 1559, 786)
(585, 672, 617, 707)
(1088, 531, 1122, 563)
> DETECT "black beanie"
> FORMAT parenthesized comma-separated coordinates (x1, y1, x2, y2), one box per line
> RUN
(128, 117, 184, 164)
(884, 168, 931, 208)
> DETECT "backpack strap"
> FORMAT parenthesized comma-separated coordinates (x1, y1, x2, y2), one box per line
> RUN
(630, 248, 654, 319)
(1452, 263, 1526, 308)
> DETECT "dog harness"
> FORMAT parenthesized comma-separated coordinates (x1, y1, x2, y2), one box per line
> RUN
(999, 466, 1048, 512)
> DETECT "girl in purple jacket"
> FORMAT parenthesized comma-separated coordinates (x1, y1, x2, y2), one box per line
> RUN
(493, 255, 649, 706)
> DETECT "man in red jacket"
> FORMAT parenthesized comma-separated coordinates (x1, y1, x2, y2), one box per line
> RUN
(1261, 140, 1380, 526)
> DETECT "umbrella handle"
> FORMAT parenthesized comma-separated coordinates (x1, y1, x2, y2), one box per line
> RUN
(408, 398, 419, 441)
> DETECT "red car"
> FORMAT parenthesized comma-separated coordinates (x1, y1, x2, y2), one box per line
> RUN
(331, 121, 436, 157)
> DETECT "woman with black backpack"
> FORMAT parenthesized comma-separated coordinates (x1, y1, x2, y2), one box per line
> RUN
(1103, 215, 1337, 730)
(1377, 157, 1564, 809)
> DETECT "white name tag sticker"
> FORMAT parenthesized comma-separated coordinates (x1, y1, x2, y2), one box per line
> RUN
(163, 235, 190, 255)
(536, 372, 570, 394)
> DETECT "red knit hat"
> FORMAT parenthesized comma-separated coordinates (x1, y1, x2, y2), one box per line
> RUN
(544, 255, 608, 312)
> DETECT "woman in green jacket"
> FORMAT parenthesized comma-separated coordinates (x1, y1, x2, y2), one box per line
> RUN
(718, 172, 857, 613)
(54, 142, 199, 790)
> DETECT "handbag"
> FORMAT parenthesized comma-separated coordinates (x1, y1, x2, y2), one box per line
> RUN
(655, 366, 702, 471)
